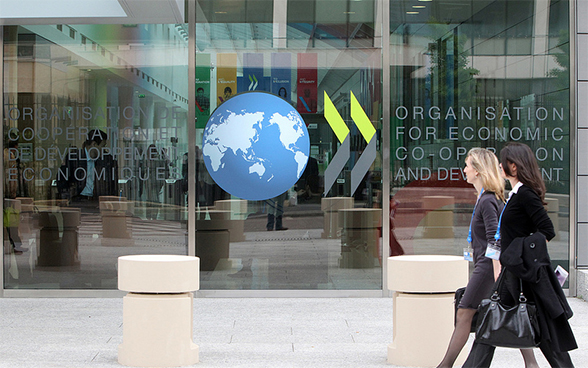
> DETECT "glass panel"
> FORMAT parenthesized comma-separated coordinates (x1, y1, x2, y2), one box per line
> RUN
(3, 24, 189, 289)
(195, 0, 382, 290)
(389, 0, 570, 281)
(198, 0, 275, 23)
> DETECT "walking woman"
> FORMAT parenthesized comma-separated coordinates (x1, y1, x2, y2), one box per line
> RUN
(462, 142, 577, 368)
(436, 148, 538, 368)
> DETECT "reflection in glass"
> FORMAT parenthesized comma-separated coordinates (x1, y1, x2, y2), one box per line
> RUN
(389, 0, 570, 279)
(3, 24, 189, 289)
(195, 0, 383, 290)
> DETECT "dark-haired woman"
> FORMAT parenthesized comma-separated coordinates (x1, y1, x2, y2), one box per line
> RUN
(462, 142, 577, 368)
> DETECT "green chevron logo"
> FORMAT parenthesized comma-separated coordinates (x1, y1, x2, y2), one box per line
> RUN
(248, 74, 258, 90)
(323, 91, 376, 196)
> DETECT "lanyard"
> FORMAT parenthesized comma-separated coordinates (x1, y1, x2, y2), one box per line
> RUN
(467, 189, 484, 244)
(494, 195, 511, 241)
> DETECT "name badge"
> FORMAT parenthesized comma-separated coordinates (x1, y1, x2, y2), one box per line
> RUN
(463, 245, 473, 262)
(485, 240, 501, 260)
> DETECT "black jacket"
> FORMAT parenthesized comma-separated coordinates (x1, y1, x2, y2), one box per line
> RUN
(500, 224, 577, 352)
(501, 232, 551, 283)
(502, 232, 573, 319)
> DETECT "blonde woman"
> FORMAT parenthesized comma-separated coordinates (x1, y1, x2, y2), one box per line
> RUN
(437, 148, 538, 368)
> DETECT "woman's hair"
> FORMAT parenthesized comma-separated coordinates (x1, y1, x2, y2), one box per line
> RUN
(500, 142, 546, 203)
(278, 87, 287, 98)
(467, 147, 505, 202)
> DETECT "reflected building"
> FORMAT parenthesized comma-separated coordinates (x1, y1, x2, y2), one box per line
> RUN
(1, 0, 586, 298)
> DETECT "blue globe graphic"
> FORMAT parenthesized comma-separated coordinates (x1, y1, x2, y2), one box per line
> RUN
(202, 92, 310, 201)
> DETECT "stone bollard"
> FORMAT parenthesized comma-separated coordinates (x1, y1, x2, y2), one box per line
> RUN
(33, 199, 68, 210)
(214, 199, 248, 242)
(321, 197, 354, 239)
(387, 255, 468, 367)
(422, 196, 454, 238)
(118, 255, 200, 367)
(338, 208, 382, 268)
(15, 197, 34, 236)
(196, 209, 231, 271)
(36, 208, 81, 267)
(100, 200, 133, 239)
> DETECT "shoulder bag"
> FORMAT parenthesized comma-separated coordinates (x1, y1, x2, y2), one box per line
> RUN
(474, 272, 540, 348)
(454, 287, 478, 333)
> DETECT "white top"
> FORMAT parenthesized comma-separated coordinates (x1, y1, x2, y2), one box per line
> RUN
(509, 181, 523, 197)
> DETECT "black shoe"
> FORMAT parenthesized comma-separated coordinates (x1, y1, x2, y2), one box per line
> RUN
(275, 227, 288, 231)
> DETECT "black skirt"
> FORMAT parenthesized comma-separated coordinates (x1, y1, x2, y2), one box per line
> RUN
(458, 257, 494, 309)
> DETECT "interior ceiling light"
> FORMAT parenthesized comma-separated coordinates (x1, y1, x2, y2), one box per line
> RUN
(406, 11, 419, 14)
(413, 5, 426, 8)
(418, 0, 433, 2)
(344, 11, 356, 14)
(215, 11, 227, 14)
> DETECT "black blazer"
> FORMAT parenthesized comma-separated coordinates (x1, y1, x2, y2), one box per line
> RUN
(500, 185, 555, 252)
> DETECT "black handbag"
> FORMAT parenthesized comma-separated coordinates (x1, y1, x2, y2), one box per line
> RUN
(454, 287, 478, 333)
(474, 273, 540, 348)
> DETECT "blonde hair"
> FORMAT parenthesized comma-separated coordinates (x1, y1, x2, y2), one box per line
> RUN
(466, 148, 505, 202)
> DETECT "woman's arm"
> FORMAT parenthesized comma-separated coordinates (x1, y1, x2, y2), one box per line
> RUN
(479, 195, 501, 245)
(481, 195, 502, 277)
(492, 259, 501, 281)
(521, 187, 556, 241)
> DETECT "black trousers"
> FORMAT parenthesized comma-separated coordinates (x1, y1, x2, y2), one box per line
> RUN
(462, 341, 575, 368)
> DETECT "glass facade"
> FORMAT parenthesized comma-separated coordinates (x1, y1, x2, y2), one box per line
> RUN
(389, 0, 571, 282)
(1, 0, 573, 294)
(194, 0, 384, 290)
(3, 24, 190, 288)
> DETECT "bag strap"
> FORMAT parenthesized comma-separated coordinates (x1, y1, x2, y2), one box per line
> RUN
(490, 270, 528, 304)
(489, 270, 506, 302)
(518, 278, 527, 303)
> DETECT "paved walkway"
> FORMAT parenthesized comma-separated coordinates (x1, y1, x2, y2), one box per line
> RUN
(1, 297, 586, 368)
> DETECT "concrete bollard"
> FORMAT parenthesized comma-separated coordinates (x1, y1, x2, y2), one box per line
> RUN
(321, 197, 354, 239)
(214, 199, 248, 242)
(15, 197, 34, 236)
(36, 208, 81, 267)
(118, 254, 200, 367)
(196, 209, 231, 271)
(387, 255, 468, 367)
(422, 196, 454, 238)
(338, 208, 381, 268)
(100, 200, 133, 239)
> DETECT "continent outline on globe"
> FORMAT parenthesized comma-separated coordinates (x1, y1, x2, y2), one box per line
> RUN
(202, 91, 310, 201)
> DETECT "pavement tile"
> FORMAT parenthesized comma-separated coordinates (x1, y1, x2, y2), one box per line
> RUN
(0, 297, 586, 367)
